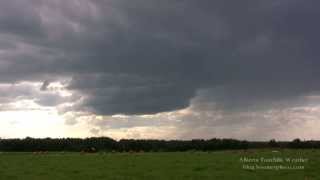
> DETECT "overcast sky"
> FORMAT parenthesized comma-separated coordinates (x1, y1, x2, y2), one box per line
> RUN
(0, 0, 319, 140)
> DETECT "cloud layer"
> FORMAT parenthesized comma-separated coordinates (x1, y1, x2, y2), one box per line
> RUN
(0, 0, 319, 139)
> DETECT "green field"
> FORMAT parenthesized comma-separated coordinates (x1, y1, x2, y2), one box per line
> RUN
(0, 149, 319, 180)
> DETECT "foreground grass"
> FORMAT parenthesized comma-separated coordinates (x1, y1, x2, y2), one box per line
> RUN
(0, 149, 319, 180)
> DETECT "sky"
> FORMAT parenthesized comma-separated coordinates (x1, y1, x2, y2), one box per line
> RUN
(0, 0, 320, 140)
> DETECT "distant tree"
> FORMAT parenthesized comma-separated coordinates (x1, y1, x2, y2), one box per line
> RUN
(289, 138, 302, 148)
(268, 139, 279, 148)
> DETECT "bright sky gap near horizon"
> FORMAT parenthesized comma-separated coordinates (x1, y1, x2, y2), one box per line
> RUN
(0, 0, 320, 140)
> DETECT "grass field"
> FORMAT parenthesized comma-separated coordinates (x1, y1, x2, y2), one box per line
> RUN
(0, 149, 319, 180)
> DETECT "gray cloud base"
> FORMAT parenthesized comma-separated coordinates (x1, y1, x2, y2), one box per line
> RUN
(0, 0, 319, 116)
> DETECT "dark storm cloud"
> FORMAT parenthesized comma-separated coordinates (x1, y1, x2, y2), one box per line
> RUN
(40, 80, 51, 91)
(68, 73, 195, 114)
(0, 0, 320, 115)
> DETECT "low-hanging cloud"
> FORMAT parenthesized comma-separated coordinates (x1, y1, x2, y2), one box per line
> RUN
(0, 0, 320, 139)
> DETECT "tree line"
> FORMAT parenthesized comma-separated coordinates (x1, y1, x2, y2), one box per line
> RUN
(0, 137, 318, 152)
